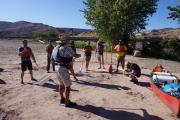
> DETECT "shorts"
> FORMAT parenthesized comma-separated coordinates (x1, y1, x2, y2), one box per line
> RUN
(21, 60, 32, 71)
(117, 56, 125, 62)
(57, 65, 71, 87)
(96, 52, 103, 57)
(85, 55, 91, 61)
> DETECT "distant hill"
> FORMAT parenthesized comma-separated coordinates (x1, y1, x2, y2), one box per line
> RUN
(135, 28, 180, 41)
(0, 21, 57, 38)
(73, 28, 180, 41)
(0, 21, 179, 41)
(0, 21, 92, 38)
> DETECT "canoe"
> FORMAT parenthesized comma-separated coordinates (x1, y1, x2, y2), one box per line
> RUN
(150, 74, 180, 116)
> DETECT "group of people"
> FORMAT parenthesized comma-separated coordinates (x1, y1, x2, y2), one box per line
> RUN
(18, 37, 142, 107)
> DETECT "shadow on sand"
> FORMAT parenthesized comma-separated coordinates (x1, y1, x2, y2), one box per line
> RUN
(0, 79, 6, 84)
(134, 81, 150, 88)
(73, 104, 163, 120)
(141, 73, 151, 78)
(76, 80, 131, 90)
(39, 80, 79, 92)
(42, 82, 59, 92)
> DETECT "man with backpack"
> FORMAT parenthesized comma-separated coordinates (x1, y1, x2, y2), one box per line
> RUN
(52, 37, 80, 107)
(114, 40, 127, 72)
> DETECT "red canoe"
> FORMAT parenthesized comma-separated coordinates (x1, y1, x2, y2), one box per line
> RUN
(150, 80, 180, 116)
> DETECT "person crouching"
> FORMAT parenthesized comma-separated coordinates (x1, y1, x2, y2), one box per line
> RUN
(124, 62, 141, 83)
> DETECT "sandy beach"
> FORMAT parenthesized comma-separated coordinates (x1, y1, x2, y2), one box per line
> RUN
(0, 39, 180, 120)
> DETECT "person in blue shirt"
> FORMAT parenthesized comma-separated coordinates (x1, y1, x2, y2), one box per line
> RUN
(95, 40, 105, 69)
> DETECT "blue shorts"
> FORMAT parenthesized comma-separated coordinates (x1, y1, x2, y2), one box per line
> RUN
(96, 52, 103, 57)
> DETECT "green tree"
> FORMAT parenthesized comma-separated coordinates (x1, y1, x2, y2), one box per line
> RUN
(168, 1, 180, 23)
(83, 0, 158, 44)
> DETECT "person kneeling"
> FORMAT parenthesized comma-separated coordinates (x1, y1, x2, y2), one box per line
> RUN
(125, 62, 141, 83)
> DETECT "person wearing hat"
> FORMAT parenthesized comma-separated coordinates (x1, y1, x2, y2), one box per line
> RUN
(114, 40, 127, 72)
(18, 40, 37, 84)
(55, 37, 81, 107)
(46, 40, 55, 73)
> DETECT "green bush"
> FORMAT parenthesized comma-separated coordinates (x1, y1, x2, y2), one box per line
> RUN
(74, 41, 111, 52)
(140, 38, 180, 61)
(160, 38, 180, 61)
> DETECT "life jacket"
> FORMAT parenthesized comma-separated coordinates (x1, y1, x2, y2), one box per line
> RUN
(96, 44, 103, 52)
(19, 47, 32, 59)
(153, 66, 164, 72)
(84, 46, 92, 53)
(51, 45, 72, 67)
(116, 45, 125, 52)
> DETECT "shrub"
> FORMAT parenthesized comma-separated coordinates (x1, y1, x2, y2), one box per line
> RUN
(160, 38, 180, 61)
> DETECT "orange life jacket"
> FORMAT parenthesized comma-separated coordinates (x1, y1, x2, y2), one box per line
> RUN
(19, 47, 32, 58)
(116, 45, 125, 52)
(153, 66, 164, 72)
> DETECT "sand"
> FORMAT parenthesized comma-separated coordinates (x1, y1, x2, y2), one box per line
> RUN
(0, 39, 180, 120)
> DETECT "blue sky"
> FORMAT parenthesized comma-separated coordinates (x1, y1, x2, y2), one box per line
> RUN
(0, 0, 179, 30)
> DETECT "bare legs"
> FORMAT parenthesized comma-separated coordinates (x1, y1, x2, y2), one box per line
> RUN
(97, 56, 101, 68)
(21, 71, 24, 84)
(29, 70, 33, 79)
(86, 60, 90, 71)
(21, 70, 34, 84)
(116, 56, 125, 72)
(69, 68, 78, 81)
(97, 55, 105, 69)
(59, 85, 71, 104)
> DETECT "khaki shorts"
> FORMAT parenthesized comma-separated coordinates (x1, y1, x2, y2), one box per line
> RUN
(57, 66, 71, 87)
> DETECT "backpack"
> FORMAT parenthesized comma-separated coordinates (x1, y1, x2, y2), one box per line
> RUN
(51, 45, 72, 66)
(51, 45, 61, 63)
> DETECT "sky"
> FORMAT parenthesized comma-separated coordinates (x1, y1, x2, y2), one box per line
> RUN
(0, 0, 179, 30)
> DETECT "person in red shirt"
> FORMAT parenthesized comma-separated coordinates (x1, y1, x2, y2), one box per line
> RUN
(46, 40, 55, 73)
(18, 40, 37, 84)
(84, 41, 93, 72)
